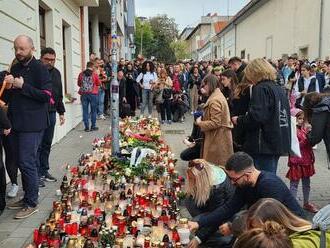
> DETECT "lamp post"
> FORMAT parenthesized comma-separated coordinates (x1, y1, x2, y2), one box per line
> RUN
(110, 0, 120, 155)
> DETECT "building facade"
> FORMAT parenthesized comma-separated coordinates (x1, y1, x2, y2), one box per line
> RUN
(0, 0, 135, 144)
(209, 0, 329, 60)
(184, 14, 230, 61)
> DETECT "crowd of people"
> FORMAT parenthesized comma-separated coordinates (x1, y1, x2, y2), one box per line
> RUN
(77, 52, 330, 247)
(1, 33, 330, 247)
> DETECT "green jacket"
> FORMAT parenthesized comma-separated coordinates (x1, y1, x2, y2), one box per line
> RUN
(290, 230, 330, 248)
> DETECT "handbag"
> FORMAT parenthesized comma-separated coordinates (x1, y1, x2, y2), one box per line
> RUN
(162, 88, 172, 99)
(290, 116, 301, 157)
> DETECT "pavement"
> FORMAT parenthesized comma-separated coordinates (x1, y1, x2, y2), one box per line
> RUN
(0, 112, 329, 247)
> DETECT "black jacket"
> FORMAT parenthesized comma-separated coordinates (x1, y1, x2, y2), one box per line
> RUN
(188, 73, 202, 89)
(48, 67, 65, 114)
(237, 80, 291, 156)
(236, 63, 246, 83)
(6, 57, 51, 132)
(195, 177, 234, 243)
(308, 96, 330, 163)
(119, 78, 127, 101)
(0, 71, 12, 136)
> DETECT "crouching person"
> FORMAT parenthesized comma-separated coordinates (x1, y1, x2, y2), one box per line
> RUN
(185, 159, 234, 247)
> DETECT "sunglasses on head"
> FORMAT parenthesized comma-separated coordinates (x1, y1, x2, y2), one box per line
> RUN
(188, 161, 204, 171)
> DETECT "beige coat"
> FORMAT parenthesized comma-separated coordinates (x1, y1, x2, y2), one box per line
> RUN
(197, 88, 234, 166)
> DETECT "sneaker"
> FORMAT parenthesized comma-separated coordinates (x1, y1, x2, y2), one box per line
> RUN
(99, 114, 106, 120)
(84, 128, 90, 132)
(44, 173, 57, 182)
(7, 199, 25, 210)
(148, 115, 152, 119)
(167, 120, 172, 125)
(7, 184, 19, 198)
(14, 206, 39, 219)
(303, 202, 320, 213)
(91, 127, 99, 131)
(39, 177, 46, 188)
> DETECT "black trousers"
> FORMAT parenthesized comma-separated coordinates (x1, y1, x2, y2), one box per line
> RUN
(104, 89, 111, 114)
(0, 140, 6, 210)
(3, 133, 18, 185)
(160, 99, 172, 121)
(180, 143, 201, 161)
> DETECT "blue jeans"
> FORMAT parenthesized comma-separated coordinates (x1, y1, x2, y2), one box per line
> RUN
(97, 87, 105, 116)
(252, 154, 280, 174)
(81, 94, 98, 129)
(141, 89, 153, 115)
(37, 112, 56, 177)
(12, 131, 44, 207)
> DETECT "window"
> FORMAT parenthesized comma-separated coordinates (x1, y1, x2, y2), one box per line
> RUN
(299, 47, 308, 59)
(241, 49, 246, 59)
(39, 6, 46, 50)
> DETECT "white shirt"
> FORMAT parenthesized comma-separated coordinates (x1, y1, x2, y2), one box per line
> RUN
(293, 75, 319, 105)
(136, 71, 158, 90)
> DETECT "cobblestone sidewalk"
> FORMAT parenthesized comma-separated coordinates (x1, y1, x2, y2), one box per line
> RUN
(0, 113, 329, 247)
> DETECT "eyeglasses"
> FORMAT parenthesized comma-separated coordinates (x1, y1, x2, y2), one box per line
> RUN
(227, 171, 251, 183)
(188, 161, 204, 171)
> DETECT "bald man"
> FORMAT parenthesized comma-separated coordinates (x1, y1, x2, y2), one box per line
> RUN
(5, 35, 52, 219)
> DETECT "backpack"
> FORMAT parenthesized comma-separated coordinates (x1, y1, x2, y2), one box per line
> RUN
(79, 71, 94, 94)
(312, 204, 330, 248)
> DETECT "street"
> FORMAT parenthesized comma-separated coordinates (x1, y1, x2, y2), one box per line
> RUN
(0, 113, 329, 247)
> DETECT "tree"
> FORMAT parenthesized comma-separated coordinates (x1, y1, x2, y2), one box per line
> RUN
(134, 15, 180, 63)
(170, 40, 190, 60)
(149, 15, 178, 42)
(134, 17, 155, 59)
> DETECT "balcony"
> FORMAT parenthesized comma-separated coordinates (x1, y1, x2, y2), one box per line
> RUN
(73, 0, 99, 7)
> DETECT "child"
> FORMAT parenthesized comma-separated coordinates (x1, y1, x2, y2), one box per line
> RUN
(286, 108, 319, 213)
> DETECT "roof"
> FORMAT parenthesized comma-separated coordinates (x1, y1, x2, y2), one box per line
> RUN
(213, 21, 228, 34)
(215, 0, 268, 37)
(179, 27, 194, 40)
(185, 23, 211, 40)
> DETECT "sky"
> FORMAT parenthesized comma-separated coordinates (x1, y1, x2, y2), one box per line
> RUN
(135, 0, 250, 31)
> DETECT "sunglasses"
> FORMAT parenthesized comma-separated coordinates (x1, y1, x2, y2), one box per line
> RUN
(188, 161, 204, 171)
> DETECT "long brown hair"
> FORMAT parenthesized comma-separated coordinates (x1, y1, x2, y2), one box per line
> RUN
(234, 75, 252, 99)
(303, 92, 330, 122)
(246, 198, 311, 234)
(221, 69, 238, 101)
(202, 74, 219, 95)
(233, 221, 292, 248)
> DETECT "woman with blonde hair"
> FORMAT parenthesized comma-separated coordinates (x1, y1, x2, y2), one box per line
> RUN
(185, 159, 234, 247)
(245, 198, 330, 248)
(231, 58, 291, 173)
(155, 68, 173, 124)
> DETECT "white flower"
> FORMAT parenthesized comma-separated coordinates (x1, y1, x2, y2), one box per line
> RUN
(125, 168, 131, 176)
